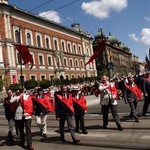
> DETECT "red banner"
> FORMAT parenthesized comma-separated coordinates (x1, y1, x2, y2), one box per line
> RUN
(15, 44, 34, 69)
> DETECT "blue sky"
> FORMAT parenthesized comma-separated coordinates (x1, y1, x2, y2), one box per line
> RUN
(8, 0, 150, 61)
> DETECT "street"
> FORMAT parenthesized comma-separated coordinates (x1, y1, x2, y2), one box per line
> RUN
(0, 95, 150, 150)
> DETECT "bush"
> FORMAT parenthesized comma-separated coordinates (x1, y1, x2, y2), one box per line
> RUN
(0, 78, 3, 92)
(39, 79, 51, 89)
(24, 79, 38, 90)
(9, 83, 20, 92)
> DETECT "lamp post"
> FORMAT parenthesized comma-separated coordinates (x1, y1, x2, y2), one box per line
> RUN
(107, 62, 114, 79)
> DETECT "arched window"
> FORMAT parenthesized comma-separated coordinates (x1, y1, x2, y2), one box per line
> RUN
(15, 30, 20, 43)
(68, 43, 71, 53)
(27, 33, 31, 45)
(37, 35, 41, 47)
(62, 42, 65, 51)
(46, 38, 50, 49)
(73, 45, 76, 54)
(54, 40, 58, 50)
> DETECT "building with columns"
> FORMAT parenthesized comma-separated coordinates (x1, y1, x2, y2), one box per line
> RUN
(0, 0, 97, 86)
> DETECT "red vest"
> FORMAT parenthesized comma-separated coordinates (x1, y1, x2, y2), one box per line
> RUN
(56, 94, 74, 113)
(125, 83, 142, 100)
(72, 95, 87, 111)
(35, 95, 54, 112)
(19, 95, 33, 116)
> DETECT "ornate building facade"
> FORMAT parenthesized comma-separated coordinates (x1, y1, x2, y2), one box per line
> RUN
(93, 28, 137, 77)
(0, 0, 97, 86)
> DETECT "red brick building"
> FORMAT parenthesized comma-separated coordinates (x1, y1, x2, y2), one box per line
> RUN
(0, 0, 97, 87)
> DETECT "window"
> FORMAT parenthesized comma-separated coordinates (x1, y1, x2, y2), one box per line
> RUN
(73, 45, 76, 54)
(46, 38, 50, 49)
(87, 49, 90, 56)
(15, 30, 20, 43)
(39, 55, 44, 65)
(80, 60, 83, 68)
(78, 46, 82, 55)
(70, 59, 73, 67)
(54, 40, 58, 50)
(75, 60, 78, 67)
(37, 35, 41, 47)
(68, 43, 71, 53)
(27, 33, 31, 45)
(31, 76, 35, 80)
(48, 56, 52, 66)
(41, 75, 45, 80)
(17, 53, 21, 64)
(64, 58, 67, 67)
(62, 42, 65, 51)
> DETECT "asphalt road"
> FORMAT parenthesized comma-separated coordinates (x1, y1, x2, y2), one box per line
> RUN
(0, 95, 149, 150)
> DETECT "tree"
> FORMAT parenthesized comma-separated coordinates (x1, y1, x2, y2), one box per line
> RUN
(0, 78, 3, 92)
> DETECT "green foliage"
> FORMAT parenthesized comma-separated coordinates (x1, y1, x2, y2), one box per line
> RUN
(53, 78, 61, 87)
(24, 79, 38, 90)
(69, 78, 78, 84)
(39, 79, 51, 89)
(0, 78, 3, 92)
(61, 78, 70, 85)
(9, 83, 20, 92)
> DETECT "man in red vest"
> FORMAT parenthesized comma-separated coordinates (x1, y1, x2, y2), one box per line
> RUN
(71, 86, 88, 134)
(124, 75, 142, 122)
(34, 88, 53, 139)
(10, 89, 34, 150)
(54, 85, 80, 144)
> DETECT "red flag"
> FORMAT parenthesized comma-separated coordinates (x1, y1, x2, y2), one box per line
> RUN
(15, 44, 34, 69)
(85, 38, 107, 66)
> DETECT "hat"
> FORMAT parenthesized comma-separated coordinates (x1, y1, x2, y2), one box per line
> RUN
(71, 86, 80, 91)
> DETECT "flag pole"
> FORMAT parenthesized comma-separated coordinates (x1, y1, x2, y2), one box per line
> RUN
(19, 27, 23, 89)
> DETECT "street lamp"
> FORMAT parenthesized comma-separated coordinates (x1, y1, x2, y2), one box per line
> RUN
(107, 62, 114, 79)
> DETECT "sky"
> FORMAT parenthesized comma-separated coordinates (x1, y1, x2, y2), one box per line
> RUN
(8, 0, 150, 61)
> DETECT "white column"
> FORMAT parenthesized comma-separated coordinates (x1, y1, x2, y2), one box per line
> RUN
(0, 43, 4, 66)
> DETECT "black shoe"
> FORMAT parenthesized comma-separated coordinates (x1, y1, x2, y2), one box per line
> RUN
(61, 139, 67, 143)
(42, 134, 47, 138)
(73, 139, 80, 145)
(135, 118, 139, 123)
(143, 113, 146, 116)
(118, 126, 123, 131)
(75, 129, 79, 133)
(82, 130, 88, 134)
(102, 125, 107, 129)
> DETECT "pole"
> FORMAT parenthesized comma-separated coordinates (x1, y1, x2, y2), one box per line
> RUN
(19, 27, 23, 89)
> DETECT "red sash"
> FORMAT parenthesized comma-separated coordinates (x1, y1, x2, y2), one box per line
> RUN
(35, 95, 54, 112)
(56, 94, 74, 113)
(125, 83, 142, 100)
(72, 95, 87, 111)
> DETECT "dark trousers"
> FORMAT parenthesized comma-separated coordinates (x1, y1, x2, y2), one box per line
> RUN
(101, 104, 121, 127)
(16, 118, 32, 147)
(59, 114, 77, 141)
(127, 98, 138, 119)
(143, 95, 150, 115)
(74, 113, 85, 131)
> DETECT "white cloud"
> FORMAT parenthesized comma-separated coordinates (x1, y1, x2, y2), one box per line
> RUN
(144, 17, 150, 21)
(81, 0, 127, 19)
(140, 28, 150, 45)
(38, 10, 62, 23)
(129, 34, 139, 41)
(129, 28, 150, 46)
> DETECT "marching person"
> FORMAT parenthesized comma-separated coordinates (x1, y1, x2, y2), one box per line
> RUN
(124, 75, 142, 122)
(142, 71, 150, 116)
(99, 75, 123, 131)
(10, 89, 34, 150)
(54, 85, 80, 144)
(71, 86, 88, 134)
(34, 87, 54, 138)
(3, 89, 17, 144)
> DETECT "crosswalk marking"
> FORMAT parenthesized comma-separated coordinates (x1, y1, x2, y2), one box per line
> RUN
(140, 136, 150, 139)
(79, 133, 108, 137)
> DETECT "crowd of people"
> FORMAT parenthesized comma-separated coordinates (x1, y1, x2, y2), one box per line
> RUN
(3, 70, 150, 150)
